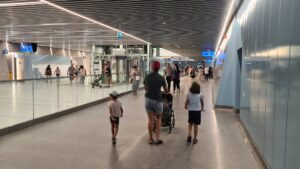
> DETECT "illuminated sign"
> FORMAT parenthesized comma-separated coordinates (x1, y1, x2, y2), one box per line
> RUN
(20, 43, 37, 53)
(202, 49, 215, 57)
(117, 32, 123, 39)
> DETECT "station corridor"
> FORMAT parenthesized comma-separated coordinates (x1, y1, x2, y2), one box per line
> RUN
(0, 78, 264, 169)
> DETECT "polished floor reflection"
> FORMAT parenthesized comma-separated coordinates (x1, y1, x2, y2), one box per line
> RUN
(0, 77, 134, 129)
(0, 78, 265, 169)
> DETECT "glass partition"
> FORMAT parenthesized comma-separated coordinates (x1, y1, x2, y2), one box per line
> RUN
(0, 72, 146, 130)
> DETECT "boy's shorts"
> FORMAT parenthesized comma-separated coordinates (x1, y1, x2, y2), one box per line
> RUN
(145, 98, 163, 115)
(110, 117, 120, 125)
(188, 111, 201, 125)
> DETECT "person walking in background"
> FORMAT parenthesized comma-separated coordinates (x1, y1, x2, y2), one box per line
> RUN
(67, 64, 76, 84)
(209, 66, 213, 79)
(164, 63, 173, 92)
(79, 65, 87, 84)
(54, 67, 61, 83)
(184, 82, 204, 144)
(108, 90, 123, 145)
(75, 65, 79, 77)
(172, 63, 181, 93)
(144, 61, 168, 145)
(190, 67, 196, 80)
(105, 64, 112, 87)
(130, 65, 140, 95)
(204, 66, 209, 82)
(45, 65, 52, 83)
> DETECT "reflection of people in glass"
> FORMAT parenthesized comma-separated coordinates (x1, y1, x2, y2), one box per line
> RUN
(79, 65, 87, 84)
(45, 65, 52, 83)
(67, 64, 76, 84)
(105, 64, 112, 87)
(130, 65, 140, 95)
(54, 67, 61, 83)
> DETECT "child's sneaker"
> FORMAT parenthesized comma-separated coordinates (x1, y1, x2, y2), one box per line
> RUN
(193, 139, 198, 144)
(187, 136, 192, 143)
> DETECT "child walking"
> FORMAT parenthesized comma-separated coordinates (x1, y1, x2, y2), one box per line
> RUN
(184, 82, 204, 144)
(108, 90, 123, 145)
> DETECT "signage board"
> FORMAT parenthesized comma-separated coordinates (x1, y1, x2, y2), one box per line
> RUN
(20, 43, 37, 53)
(202, 49, 215, 57)
(117, 32, 123, 39)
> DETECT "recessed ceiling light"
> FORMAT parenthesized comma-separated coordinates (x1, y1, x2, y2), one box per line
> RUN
(163, 22, 167, 25)
(0, 1, 44, 7)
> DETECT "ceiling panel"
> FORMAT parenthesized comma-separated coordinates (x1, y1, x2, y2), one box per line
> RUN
(0, 0, 233, 56)
(0, 1, 144, 51)
(48, 0, 233, 56)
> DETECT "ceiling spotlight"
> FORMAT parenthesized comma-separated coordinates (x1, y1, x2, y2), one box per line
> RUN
(162, 22, 167, 25)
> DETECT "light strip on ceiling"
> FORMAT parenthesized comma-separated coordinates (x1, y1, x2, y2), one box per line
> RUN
(0, 1, 44, 7)
(40, 0, 149, 44)
(215, 0, 235, 53)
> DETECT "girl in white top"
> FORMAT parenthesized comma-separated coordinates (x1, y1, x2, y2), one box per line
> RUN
(184, 82, 204, 144)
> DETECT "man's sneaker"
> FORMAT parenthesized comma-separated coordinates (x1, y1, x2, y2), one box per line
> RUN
(187, 136, 192, 143)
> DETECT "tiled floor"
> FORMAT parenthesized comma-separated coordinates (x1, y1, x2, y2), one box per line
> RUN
(0, 77, 265, 169)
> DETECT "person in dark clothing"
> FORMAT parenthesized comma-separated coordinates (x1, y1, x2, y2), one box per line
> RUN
(45, 65, 52, 83)
(209, 66, 213, 79)
(172, 63, 181, 93)
(144, 60, 168, 145)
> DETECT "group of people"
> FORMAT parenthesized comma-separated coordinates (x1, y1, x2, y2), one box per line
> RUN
(44, 64, 87, 83)
(45, 65, 61, 83)
(108, 61, 205, 145)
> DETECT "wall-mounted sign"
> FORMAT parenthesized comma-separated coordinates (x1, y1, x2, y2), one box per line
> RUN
(202, 49, 215, 57)
(20, 43, 37, 53)
(117, 32, 123, 39)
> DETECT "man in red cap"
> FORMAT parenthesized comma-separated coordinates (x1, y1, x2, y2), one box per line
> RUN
(143, 60, 168, 145)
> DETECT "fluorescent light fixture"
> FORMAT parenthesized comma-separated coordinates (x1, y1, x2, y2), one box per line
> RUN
(0, 1, 44, 7)
(40, 0, 149, 44)
(40, 0, 182, 56)
(215, 0, 235, 54)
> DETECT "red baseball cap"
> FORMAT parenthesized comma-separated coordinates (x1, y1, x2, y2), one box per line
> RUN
(152, 60, 160, 70)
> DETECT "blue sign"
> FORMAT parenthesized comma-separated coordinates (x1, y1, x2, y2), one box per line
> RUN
(117, 32, 123, 39)
(202, 50, 215, 57)
(20, 43, 33, 53)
